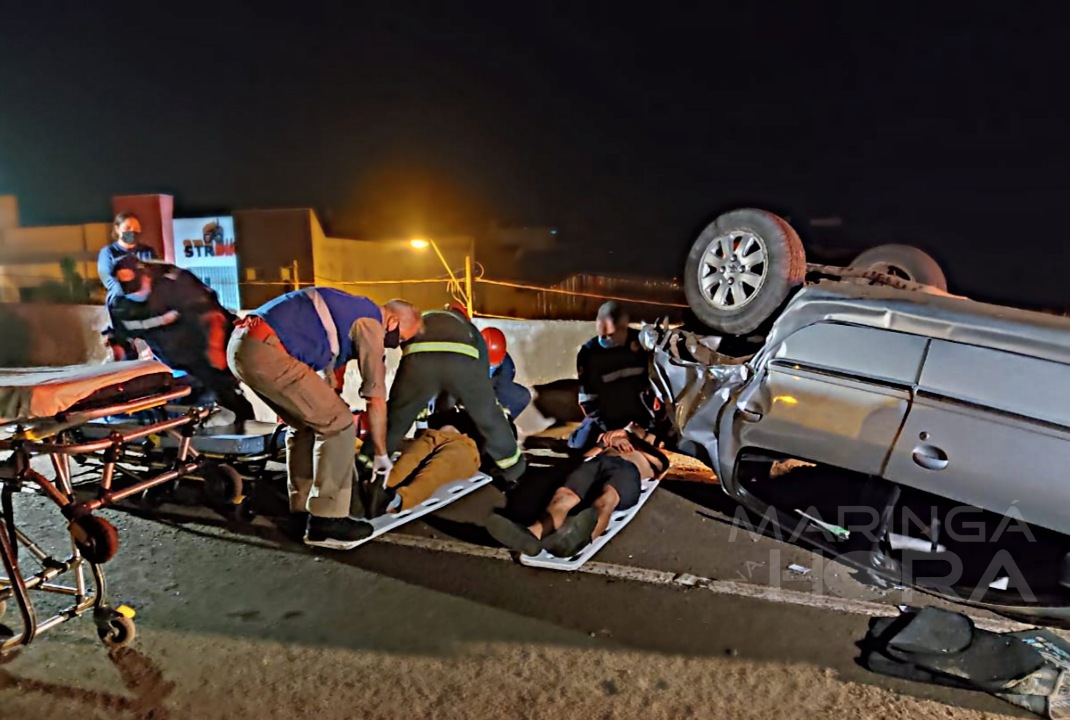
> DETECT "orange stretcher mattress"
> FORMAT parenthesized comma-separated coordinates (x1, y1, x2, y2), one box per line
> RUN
(0, 360, 174, 421)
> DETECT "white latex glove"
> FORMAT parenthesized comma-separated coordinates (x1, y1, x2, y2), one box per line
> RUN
(372, 454, 393, 486)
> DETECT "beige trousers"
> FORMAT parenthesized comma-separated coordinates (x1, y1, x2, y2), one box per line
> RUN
(227, 328, 357, 518)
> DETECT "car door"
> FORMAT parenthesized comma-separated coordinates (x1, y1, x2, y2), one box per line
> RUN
(737, 322, 928, 476)
(884, 340, 1070, 535)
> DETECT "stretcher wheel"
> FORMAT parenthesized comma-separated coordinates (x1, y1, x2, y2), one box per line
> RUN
(97, 615, 136, 649)
(139, 483, 172, 509)
(70, 516, 120, 564)
(204, 465, 252, 520)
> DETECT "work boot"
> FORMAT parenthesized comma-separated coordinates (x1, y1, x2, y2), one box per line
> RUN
(485, 513, 542, 556)
(304, 515, 374, 550)
(364, 480, 396, 519)
(544, 507, 599, 559)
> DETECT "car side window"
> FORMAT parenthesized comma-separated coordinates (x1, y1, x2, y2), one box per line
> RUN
(919, 340, 1070, 428)
(773, 322, 927, 386)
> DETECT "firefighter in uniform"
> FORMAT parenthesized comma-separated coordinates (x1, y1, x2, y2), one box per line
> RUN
(110, 256, 255, 425)
(386, 308, 527, 486)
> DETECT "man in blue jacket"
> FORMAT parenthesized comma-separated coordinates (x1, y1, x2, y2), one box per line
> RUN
(228, 288, 422, 549)
(99, 213, 158, 360)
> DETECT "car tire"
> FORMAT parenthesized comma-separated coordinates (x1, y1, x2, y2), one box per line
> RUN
(851, 244, 947, 292)
(684, 208, 806, 335)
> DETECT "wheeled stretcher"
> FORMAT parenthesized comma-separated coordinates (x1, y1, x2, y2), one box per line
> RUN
(0, 360, 283, 654)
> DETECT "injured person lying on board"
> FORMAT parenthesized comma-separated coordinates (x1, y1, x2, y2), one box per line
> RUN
(487, 422, 669, 558)
(361, 416, 482, 518)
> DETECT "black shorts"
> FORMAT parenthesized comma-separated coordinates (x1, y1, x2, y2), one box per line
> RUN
(562, 455, 641, 510)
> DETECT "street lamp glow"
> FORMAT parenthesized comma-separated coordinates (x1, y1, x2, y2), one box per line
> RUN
(407, 236, 475, 317)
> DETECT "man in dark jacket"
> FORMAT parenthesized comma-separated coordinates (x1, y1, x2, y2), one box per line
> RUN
(386, 309, 526, 487)
(110, 256, 254, 425)
(568, 301, 653, 451)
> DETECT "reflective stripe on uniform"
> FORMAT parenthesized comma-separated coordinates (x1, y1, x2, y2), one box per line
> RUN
(578, 392, 599, 403)
(601, 367, 646, 384)
(495, 446, 522, 469)
(122, 312, 178, 331)
(402, 341, 479, 359)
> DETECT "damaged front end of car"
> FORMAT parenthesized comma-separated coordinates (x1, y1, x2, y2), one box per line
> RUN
(642, 320, 752, 474)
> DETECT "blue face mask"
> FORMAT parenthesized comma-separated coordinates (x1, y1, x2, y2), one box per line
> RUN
(597, 335, 616, 349)
(125, 289, 150, 303)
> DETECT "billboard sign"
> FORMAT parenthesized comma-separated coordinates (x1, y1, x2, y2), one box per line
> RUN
(172, 217, 238, 266)
(171, 216, 241, 310)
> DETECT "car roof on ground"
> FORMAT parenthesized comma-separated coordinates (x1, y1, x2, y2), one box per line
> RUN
(766, 281, 1070, 365)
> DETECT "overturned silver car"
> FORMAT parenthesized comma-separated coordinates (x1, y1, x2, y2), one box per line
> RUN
(647, 208, 1070, 624)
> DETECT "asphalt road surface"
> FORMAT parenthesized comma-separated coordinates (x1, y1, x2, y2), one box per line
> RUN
(0, 440, 1035, 719)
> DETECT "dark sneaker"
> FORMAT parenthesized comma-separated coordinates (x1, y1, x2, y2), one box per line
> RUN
(304, 515, 374, 550)
(544, 507, 599, 558)
(485, 513, 543, 556)
(364, 481, 396, 519)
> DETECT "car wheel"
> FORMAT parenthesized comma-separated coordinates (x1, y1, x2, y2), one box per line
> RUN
(851, 244, 947, 292)
(684, 208, 806, 335)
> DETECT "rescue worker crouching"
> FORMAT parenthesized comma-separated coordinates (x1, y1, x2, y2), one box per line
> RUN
(481, 326, 532, 421)
(568, 301, 653, 451)
(385, 308, 527, 490)
(109, 256, 255, 426)
(227, 288, 422, 550)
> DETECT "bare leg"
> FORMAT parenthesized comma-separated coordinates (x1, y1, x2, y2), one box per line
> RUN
(590, 485, 622, 542)
(528, 487, 581, 539)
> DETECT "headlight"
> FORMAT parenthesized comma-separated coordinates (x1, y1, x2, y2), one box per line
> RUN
(639, 324, 659, 351)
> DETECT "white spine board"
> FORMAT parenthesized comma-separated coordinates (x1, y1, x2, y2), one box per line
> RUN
(350, 472, 495, 549)
(520, 478, 659, 571)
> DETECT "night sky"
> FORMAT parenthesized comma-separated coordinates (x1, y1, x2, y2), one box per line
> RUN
(1, 3, 1067, 306)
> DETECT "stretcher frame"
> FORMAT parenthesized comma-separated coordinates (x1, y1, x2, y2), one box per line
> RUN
(0, 382, 248, 654)
(73, 414, 287, 513)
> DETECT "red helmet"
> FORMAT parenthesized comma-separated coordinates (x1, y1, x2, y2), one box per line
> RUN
(481, 327, 507, 367)
(446, 301, 469, 320)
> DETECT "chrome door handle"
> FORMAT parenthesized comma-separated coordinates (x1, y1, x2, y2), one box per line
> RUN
(912, 444, 949, 471)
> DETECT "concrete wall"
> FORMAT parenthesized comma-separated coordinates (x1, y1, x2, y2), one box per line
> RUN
(0, 196, 18, 232)
(0, 222, 115, 295)
(0, 304, 597, 432)
(0, 303, 112, 366)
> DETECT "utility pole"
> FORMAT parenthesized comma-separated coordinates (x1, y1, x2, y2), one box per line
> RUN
(464, 254, 474, 317)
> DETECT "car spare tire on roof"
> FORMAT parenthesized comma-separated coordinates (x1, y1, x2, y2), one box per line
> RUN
(683, 208, 807, 335)
(851, 244, 948, 292)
